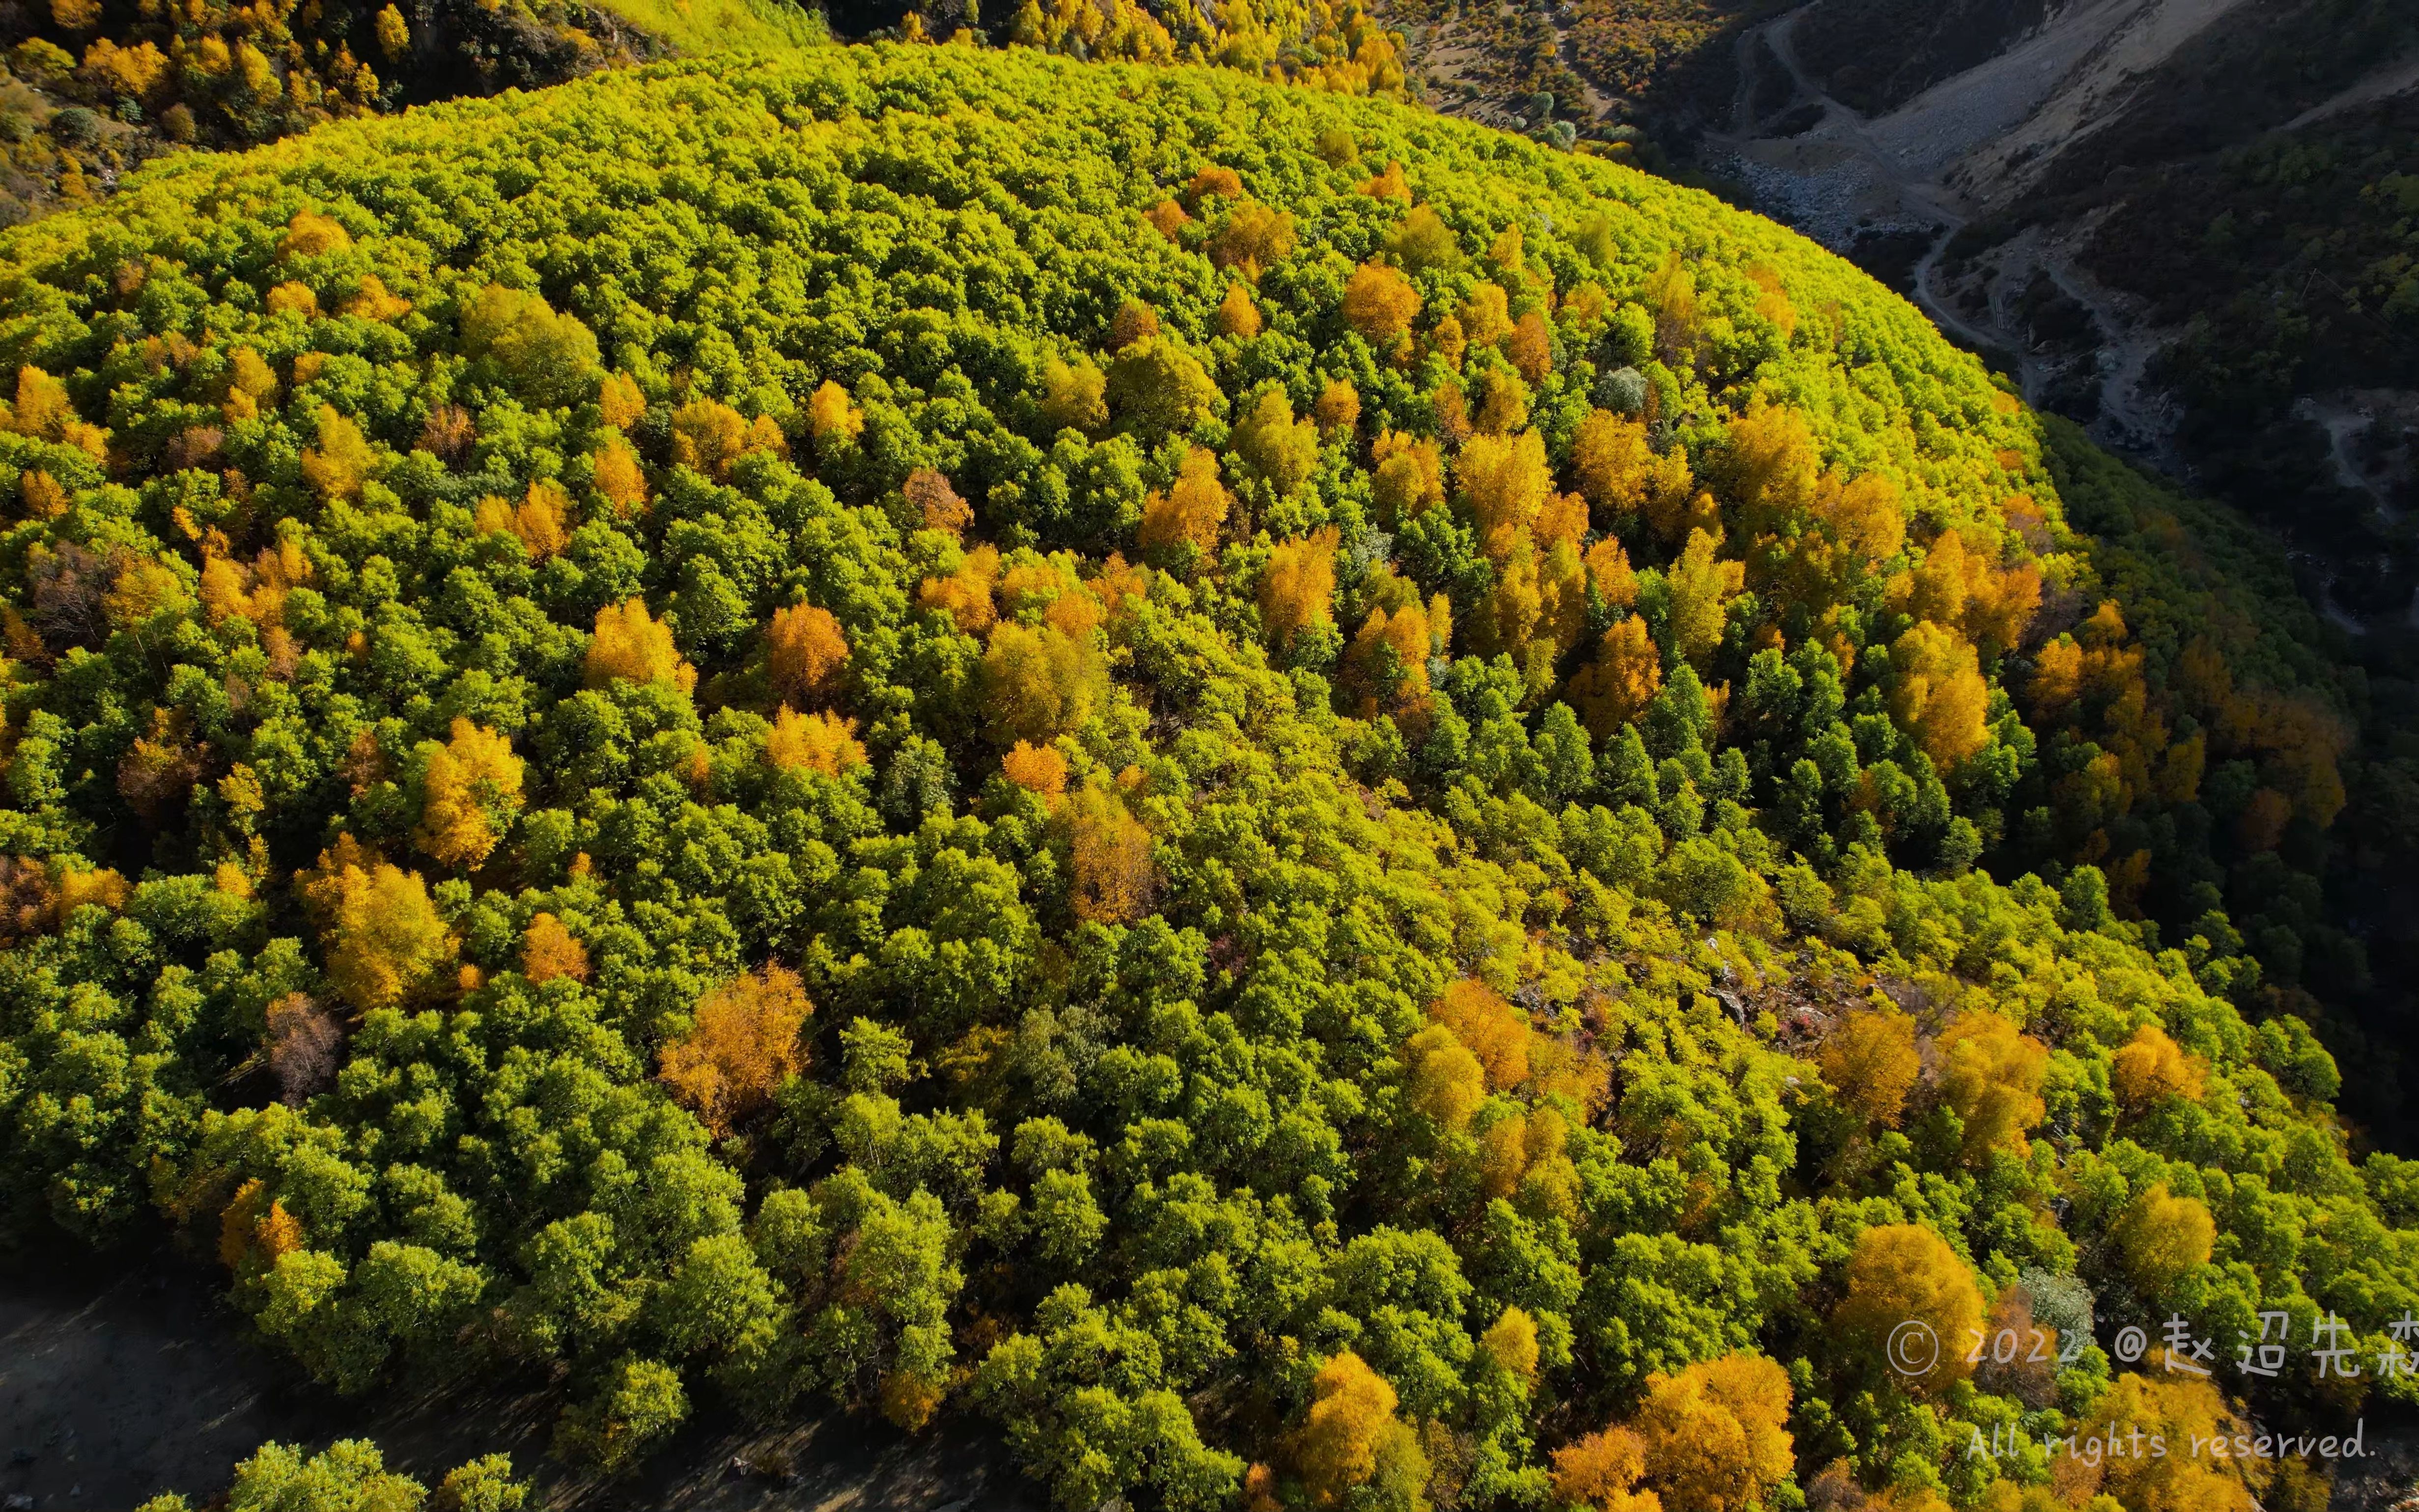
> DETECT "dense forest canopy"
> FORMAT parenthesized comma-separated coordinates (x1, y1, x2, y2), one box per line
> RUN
(0, 35, 2411, 1512)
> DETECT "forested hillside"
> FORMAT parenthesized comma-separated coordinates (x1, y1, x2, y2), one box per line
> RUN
(0, 36, 2414, 1512)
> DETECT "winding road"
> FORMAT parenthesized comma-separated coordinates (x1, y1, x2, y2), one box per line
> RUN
(1711, 3, 2177, 462)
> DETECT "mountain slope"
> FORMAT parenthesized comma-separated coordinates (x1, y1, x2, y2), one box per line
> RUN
(0, 38, 2413, 1512)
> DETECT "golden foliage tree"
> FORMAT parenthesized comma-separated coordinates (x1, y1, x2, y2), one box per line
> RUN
(1342, 261, 1420, 343)
(2070, 1374, 2257, 1512)
(1635, 1353, 1792, 1512)
(1458, 428, 1551, 558)
(585, 598, 697, 695)
(1550, 1426, 1660, 1512)
(1666, 528, 1744, 666)
(1404, 1024, 1485, 1132)
(766, 603, 849, 706)
(1937, 1009, 2049, 1160)
(1429, 979, 1529, 1089)
(1137, 447, 1230, 560)
(1215, 281, 1264, 338)
(302, 836, 453, 1011)
(1889, 620, 1992, 768)
(980, 622, 1110, 745)
(521, 912, 591, 984)
(1479, 1305, 1540, 1381)
(1069, 786, 1153, 924)
(1260, 529, 1339, 649)
(2110, 1023, 2206, 1111)
(1206, 200, 1297, 278)
(1039, 356, 1108, 433)
(1574, 409, 1675, 524)
(765, 707, 868, 776)
(1111, 297, 1161, 350)
(476, 479, 571, 560)
(806, 380, 864, 450)
(593, 440, 647, 514)
(1293, 1351, 1425, 1508)
(1001, 740, 1069, 798)
(283, 215, 353, 262)
(301, 405, 373, 501)
(2110, 1181, 2216, 1296)
(1833, 1224, 1985, 1392)
(1314, 378, 1360, 436)
(658, 964, 812, 1136)
(1503, 310, 1552, 383)
(671, 397, 748, 476)
(1371, 430, 1443, 520)
(1569, 617, 1663, 739)
(920, 544, 1001, 634)
(1585, 537, 1638, 609)
(1720, 399, 1819, 536)
(413, 719, 524, 870)
(600, 371, 647, 429)
(1817, 1006, 1920, 1128)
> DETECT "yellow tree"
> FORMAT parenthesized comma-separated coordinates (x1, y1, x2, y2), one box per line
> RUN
(1429, 978, 1530, 1089)
(1001, 740, 1069, 799)
(1479, 1305, 1540, 1382)
(2071, 1374, 2257, 1512)
(1069, 785, 1153, 923)
(1215, 281, 1263, 338)
(586, 598, 697, 695)
(1569, 617, 1663, 739)
(1458, 428, 1551, 558)
(766, 603, 849, 706)
(475, 479, 570, 560)
(981, 622, 1110, 745)
(1551, 1427, 1660, 1512)
(764, 707, 868, 776)
(806, 380, 863, 451)
(412, 719, 524, 870)
(1343, 261, 1420, 343)
(520, 912, 591, 984)
(2110, 1181, 2215, 1297)
(1665, 528, 1743, 666)
(1832, 1224, 1985, 1392)
(1370, 430, 1444, 520)
(1635, 1353, 1792, 1511)
(920, 544, 1001, 634)
(670, 397, 748, 476)
(301, 405, 373, 501)
(592, 440, 647, 514)
(1039, 357, 1108, 433)
(1260, 529, 1339, 650)
(658, 964, 813, 1136)
(1404, 1024, 1485, 1132)
(1889, 620, 1991, 768)
(302, 836, 453, 1011)
(1137, 447, 1230, 560)
(600, 371, 647, 428)
(1314, 378, 1361, 436)
(2111, 1023, 2206, 1111)
(1293, 1351, 1426, 1508)
(1234, 389, 1321, 495)
(1937, 1009, 2048, 1160)
(1817, 1006, 1920, 1127)
(1720, 398, 1819, 536)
